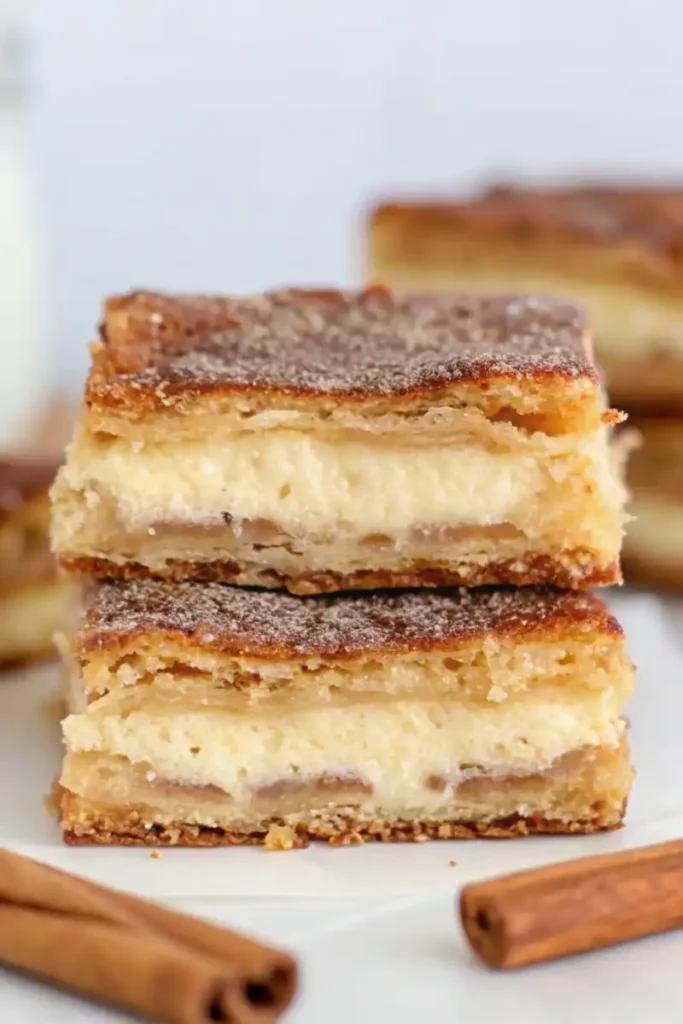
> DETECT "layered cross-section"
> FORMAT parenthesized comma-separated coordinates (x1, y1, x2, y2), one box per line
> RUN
(52, 288, 626, 593)
(59, 582, 634, 846)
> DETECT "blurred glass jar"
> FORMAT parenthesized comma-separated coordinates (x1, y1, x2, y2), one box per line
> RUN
(0, 10, 48, 448)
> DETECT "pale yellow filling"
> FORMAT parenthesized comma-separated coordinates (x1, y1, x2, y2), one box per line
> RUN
(54, 424, 623, 544)
(62, 689, 625, 814)
(378, 265, 683, 359)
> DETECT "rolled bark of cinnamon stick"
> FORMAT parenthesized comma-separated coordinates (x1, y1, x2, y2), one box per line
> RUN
(460, 838, 683, 969)
(0, 848, 297, 1023)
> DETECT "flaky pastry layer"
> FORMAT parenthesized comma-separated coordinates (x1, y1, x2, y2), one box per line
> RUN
(79, 634, 631, 707)
(60, 583, 633, 844)
(369, 259, 683, 410)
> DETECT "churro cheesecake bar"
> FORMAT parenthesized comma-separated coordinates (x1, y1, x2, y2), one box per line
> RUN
(0, 457, 72, 667)
(623, 419, 683, 589)
(59, 582, 634, 846)
(369, 185, 683, 410)
(52, 288, 626, 592)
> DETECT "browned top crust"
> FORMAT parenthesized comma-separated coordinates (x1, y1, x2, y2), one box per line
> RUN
(86, 288, 595, 411)
(372, 185, 683, 258)
(77, 581, 621, 662)
(0, 457, 59, 518)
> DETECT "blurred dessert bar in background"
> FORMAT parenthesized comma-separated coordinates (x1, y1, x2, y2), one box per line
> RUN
(51, 288, 627, 593)
(622, 419, 683, 588)
(0, 457, 71, 667)
(59, 582, 634, 846)
(29, 394, 78, 457)
(369, 183, 683, 410)
(369, 182, 683, 589)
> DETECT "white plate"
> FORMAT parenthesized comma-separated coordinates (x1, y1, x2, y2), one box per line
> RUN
(1, 590, 681, 900)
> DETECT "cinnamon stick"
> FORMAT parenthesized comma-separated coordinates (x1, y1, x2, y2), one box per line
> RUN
(0, 848, 297, 1023)
(459, 838, 683, 969)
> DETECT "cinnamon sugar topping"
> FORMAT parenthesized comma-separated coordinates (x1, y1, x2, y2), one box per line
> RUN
(95, 288, 594, 399)
(78, 581, 620, 659)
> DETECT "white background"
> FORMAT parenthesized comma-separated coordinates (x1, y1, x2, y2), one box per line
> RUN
(21, 0, 683, 385)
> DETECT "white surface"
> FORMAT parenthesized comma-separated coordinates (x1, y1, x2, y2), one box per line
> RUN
(1, 589, 683, 1019)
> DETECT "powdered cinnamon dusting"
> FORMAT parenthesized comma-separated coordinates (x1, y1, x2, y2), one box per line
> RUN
(79, 581, 620, 659)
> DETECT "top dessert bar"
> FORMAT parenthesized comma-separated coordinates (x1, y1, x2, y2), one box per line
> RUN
(370, 184, 683, 410)
(51, 288, 626, 593)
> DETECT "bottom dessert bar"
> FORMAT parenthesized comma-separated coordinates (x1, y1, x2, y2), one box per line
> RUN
(624, 419, 683, 590)
(58, 581, 635, 847)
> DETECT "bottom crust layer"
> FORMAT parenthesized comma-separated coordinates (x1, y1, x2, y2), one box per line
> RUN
(61, 795, 626, 847)
(60, 551, 621, 594)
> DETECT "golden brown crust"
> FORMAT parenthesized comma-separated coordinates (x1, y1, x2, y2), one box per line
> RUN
(62, 553, 622, 605)
(85, 288, 596, 420)
(60, 795, 626, 847)
(371, 187, 683, 288)
(0, 644, 57, 673)
(71, 578, 622, 663)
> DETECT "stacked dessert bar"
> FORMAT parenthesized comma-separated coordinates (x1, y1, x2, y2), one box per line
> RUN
(51, 287, 634, 846)
(369, 182, 683, 588)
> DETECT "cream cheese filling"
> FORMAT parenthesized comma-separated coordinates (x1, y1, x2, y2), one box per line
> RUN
(62, 690, 625, 813)
(55, 425, 622, 539)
